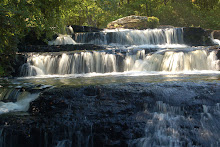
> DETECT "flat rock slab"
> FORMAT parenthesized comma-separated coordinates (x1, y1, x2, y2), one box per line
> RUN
(18, 44, 106, 52)
(0, 82, 220, 146)
(71, 25, 103, 33)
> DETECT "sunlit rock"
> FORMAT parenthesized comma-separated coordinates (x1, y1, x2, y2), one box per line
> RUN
(107, 15, 159, 29)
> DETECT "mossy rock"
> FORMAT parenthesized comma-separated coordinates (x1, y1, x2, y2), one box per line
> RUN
(107, 15, 159, 29)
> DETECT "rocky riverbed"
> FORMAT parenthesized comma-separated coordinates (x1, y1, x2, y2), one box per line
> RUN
(1, 81, 220, 147)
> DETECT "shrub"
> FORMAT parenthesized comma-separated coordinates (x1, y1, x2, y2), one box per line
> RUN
(147, 16, 160, 29)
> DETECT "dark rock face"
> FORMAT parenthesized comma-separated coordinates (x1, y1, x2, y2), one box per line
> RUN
(216, 48, 220, 60)
(11, 54, 27, 77)
(71, 25, 103, 33)
(183, 27, 213, 46)
(1, 82, 220, 147)
(0, 85, 147, 147)
(213, 30, 220, 39)
(18, 44, 106, 52)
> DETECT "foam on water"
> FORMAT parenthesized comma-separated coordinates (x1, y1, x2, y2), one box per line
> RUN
(212, 39, 220, 45)
(48, 35, 76, 45)
(0, 93, 39, 115)
(131, 81, 220, 147)
(17, 69, 220, 80)
(19, 48, 219, 77)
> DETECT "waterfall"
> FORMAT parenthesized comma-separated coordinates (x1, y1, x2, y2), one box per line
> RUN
(48, 34, 76, 45)
(20, 52, 118, 76)
(126, 49, 219, 72)
(0, 87, 40, 114)
(20, 49, 219, 76)
(74, 28, 184, 45)
(212, 39, 220, 45)
(211, 31, 220, 46)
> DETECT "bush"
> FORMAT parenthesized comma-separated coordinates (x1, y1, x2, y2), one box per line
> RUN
(147, 16, 160, 29)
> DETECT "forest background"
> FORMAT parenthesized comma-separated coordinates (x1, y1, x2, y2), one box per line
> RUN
(0, 0, 220, 76)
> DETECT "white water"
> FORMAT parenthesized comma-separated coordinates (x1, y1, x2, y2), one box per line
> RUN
(0, 93, 39, 114)
(125, 49, 219, 72)
(20, 51, 118, 76)
(48, 34, 76, 45)
(134, 102, 220, 147)
(124, 44, 188, 50)
(212, 39, 220, 45)
(20, 49, 219, 77)
(75, 28, 184, 45)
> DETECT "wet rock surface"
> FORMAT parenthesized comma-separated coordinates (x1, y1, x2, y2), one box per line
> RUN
(18, 44, 106, 52)
(71, 25, 103, 33)
(0, 82, 220, 146)
(213, 30, 220, 40)
(183, 27, 213, 46)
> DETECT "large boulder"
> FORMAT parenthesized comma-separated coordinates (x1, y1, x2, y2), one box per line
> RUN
(107, 15, 159, 29)
(183, 27, 213, 46)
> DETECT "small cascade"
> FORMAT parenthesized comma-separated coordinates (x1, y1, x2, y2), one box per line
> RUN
(133, 101, 220, 147)
(20, 52, 118, 76)
(211, 31, 220, 46)
(212, 39, 220, 45)
(0, 87, 40, 114)
(75, 28, 184, 45)
(0, 84, 52, 115)
(48, 34, 76, 45)
(20, 49, 219, 76)
(126, 49, 219, 72)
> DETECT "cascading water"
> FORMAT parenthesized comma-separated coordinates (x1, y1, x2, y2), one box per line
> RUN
(1, 26, 220, 147)
(48, 34, 76, 45)
(75, 28, 184, 45)
(20, 49, 219, 76)
(212, 38, 220, 46)
(132, 101, 220, 147)
(211, 31, 220, 46)
(0, 87, 40, 114)
(0, 83, 52, 115)
(20, 51, 118, 76)
(125, 49, 219, 72)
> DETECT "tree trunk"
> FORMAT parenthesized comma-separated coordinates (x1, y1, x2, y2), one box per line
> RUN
(145, 2, 148, 16)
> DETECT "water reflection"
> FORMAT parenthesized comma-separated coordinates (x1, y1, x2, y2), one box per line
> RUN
(10, 73, 220, 88)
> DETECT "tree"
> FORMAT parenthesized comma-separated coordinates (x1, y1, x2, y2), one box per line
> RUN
(0, 0, 66, 76)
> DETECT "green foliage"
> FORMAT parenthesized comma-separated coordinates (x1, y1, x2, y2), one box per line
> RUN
(147, 17, 160, 28)
(0, 0, 66, 76)
(0, 66, 5, 76)
(153, 0, 220, 30)
(192, 0, 219, 10)
(61, 0, 219, 30)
